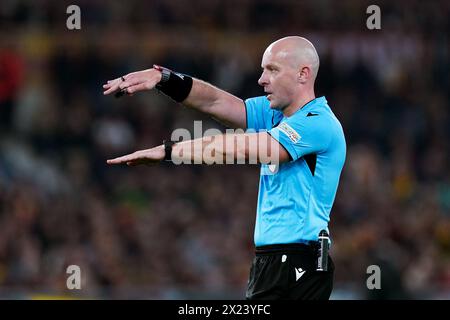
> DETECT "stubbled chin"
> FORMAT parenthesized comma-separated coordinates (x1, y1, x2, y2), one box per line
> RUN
(269, 101, 283, 111)
(267, 95, 281, 109)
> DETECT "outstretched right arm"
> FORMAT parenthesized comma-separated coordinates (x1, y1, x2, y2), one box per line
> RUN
(103, 67, 247, 129)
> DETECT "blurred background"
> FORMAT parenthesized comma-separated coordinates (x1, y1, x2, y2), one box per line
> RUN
(0, 0, 449, 299)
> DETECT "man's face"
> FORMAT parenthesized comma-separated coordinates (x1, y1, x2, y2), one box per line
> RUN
(258, 47, 298, 110)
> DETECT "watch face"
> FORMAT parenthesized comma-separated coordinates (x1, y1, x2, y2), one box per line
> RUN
(161, 69, 171, 82)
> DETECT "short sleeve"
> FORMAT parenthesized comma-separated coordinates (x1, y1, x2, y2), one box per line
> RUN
(268, 112, 332, 161)
(245, 96, 272, 131)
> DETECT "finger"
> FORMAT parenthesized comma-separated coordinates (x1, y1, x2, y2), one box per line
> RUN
(107, 158, 125, 165)
(107, 154, 136, 164)
(108, 149, 149, 163)
(103, 88, 115, 95)
(119, 78, 142, 90)
(126, 157, 149, 166)
(126, 82, 152, 94)
(103, 84, 121, 95)
(103, 78, 124, 94)
(103, 80, 118, 87)
(105, 78, 121, 86)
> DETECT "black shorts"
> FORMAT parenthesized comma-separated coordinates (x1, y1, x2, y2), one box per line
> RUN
(245, 243, 334, 300)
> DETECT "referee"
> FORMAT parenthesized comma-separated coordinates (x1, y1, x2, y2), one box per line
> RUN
(104, 36, 346, 300)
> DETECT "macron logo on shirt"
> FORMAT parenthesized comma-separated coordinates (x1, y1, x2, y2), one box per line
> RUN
(295, 267, 306, 281)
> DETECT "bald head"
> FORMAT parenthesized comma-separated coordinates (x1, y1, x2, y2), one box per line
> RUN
(264, 36, 320, 81)
(258, 36, 320, 114)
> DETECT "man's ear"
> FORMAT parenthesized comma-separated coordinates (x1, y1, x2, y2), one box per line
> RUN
(298, 67, 310, 83)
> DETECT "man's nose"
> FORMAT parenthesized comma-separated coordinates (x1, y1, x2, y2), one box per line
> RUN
(258, 73, 268, 86)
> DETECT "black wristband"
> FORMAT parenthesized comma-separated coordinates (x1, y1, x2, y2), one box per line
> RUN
(163, 140, 176, 162)
(154, 65, 193, 102)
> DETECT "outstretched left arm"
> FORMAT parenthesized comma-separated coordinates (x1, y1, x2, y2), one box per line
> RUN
(106, 132, 290, 166)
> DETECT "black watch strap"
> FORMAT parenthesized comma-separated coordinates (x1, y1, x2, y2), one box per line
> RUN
(163, 140, 175, 161)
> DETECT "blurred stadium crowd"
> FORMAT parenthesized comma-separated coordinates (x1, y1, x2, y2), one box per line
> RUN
(0, 0, 449, 299)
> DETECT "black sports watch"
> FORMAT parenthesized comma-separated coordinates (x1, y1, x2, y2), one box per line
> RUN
(154, 65, 171, 86)
(163, 140, 175, 162)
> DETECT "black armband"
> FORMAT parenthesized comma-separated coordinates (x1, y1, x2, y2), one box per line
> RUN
(154, 64, 193, 102)
(163, 139, 176, 162)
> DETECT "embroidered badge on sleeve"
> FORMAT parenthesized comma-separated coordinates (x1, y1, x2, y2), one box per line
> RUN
(277, 122, 301, 143)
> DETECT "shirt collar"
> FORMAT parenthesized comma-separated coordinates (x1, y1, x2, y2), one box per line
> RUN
(302, 96, 327, 110)
(284, 96, 327, 118)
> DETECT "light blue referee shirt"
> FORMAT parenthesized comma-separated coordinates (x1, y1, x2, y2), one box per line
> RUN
(245, 96, 346, 246)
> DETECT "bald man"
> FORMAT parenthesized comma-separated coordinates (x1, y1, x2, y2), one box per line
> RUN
(103, 36, 346, 300)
